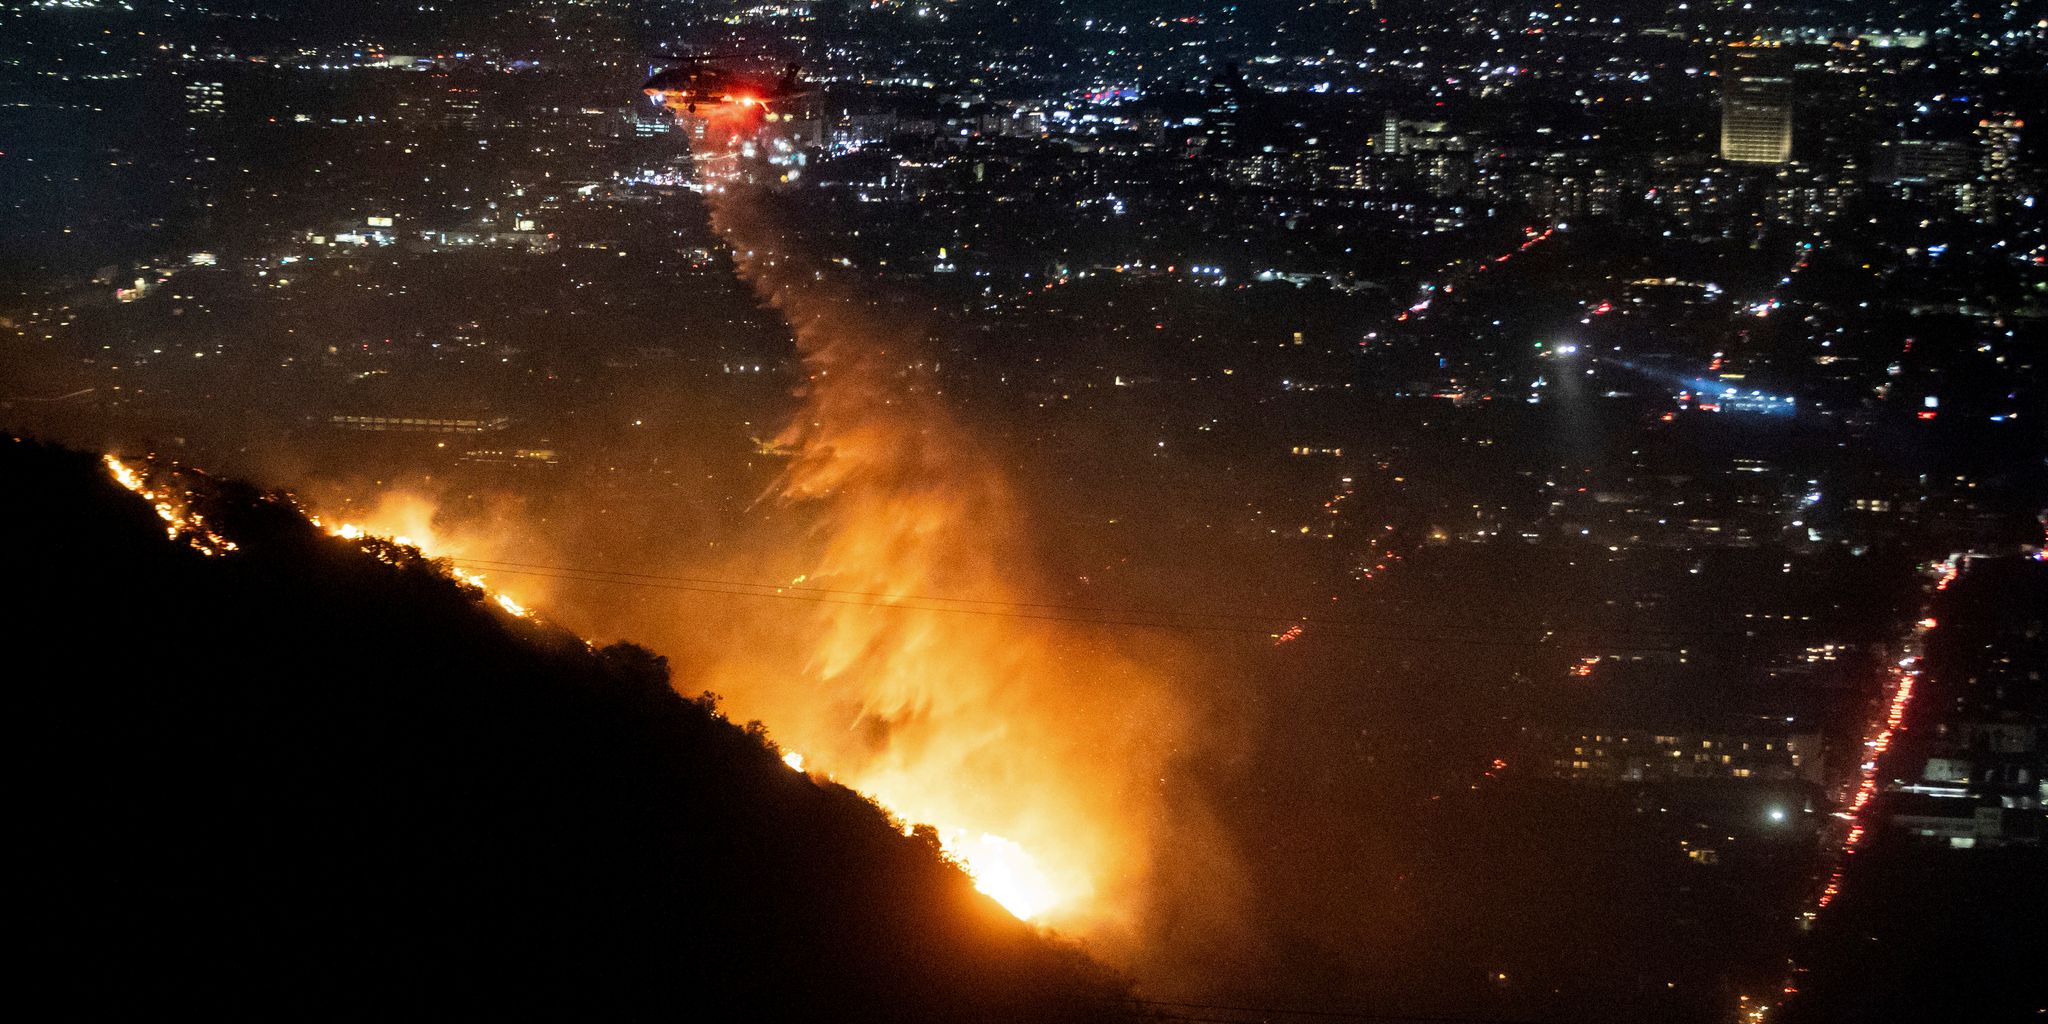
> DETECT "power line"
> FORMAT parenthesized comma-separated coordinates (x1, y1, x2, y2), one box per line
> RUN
(1130, 1001, 1570, 1024)
(1137, 1015, 1551, 1024)
(451, 557, 1748, 650)
(460, 562, 1324, 639)
(456, 556, 1756, 640)
(1142, 1015, 1345, 1024)
(456, 555, 1308, 623)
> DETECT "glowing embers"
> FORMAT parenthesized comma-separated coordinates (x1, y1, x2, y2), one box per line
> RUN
(105, 453, 524, 619)
(103, 454, 238, 556)
(105, 454, 146, 494)
(310, 515, 532, 621)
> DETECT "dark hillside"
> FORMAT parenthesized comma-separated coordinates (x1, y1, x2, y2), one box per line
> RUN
(5, 437, 1129, 1021)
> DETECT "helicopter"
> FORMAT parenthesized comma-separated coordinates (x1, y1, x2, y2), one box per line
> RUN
(641, 57, 811, 116)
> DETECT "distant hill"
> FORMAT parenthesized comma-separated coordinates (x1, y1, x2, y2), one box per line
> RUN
(6, 437, 1131, 1021)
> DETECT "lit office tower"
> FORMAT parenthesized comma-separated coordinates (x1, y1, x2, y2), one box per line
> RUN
(1203, 63, 1246, 154)
(1380, 110, 1404, 157)
(1719, 46, 1793, 165)
(1978, 115, 2023, 185)
(1975, 114, 2025, 223)
(185, 80, 225, 117)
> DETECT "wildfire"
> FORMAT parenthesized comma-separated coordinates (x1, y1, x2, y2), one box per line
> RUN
(317, 484, 1077, 919)
(321, 518, 533, 620)
(679, 142, 1208, 937)
(940, 829, 1061, 921)
(104, 454, 238, 556)
(301, 476, 1094, 923)
(105, 454, 145, 493)
(159, 122, 1228, 946)
(104, 453, 541, 629)
(105, 449, 1084, 924)
(306, 490, 535, 621)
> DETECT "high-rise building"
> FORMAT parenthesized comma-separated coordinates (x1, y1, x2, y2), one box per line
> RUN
(1379, 113, 1458, 158)
(1379, 109, 1404, 156)
(185, 80, 225, 117)
(1975, 114, 2026, 223)
(1874, 139, 1973, 185)
(808, 0, 850, 63)
(1978, 115, 2024, 185)
(1202, 64, 1246, 154)
(1719, 45, 1793, 165)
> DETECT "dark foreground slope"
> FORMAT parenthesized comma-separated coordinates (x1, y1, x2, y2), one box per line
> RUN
(6, 438, 1129, 1021)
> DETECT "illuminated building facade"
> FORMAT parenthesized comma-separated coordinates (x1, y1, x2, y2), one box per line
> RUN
(184, 80, 225, 117)
(1719, 46, 1793, 165)
(1549, 728, 1823, 784)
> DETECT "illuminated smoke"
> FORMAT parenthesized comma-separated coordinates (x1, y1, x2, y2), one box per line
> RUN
(277, 119, 1253, 977)
(693, 153, 1232, 949)
(297, 486, 560, 619)
(105, 453, 533, 624)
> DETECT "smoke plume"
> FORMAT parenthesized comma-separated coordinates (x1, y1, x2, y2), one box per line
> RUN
(692, 162, 1248, 966)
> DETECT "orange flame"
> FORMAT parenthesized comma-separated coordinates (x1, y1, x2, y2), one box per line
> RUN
(688, 157, 1219, 941)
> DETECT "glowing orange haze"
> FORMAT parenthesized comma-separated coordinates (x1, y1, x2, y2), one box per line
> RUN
(694, 164, 1202, 940)
(315, 126, 1250, 972)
